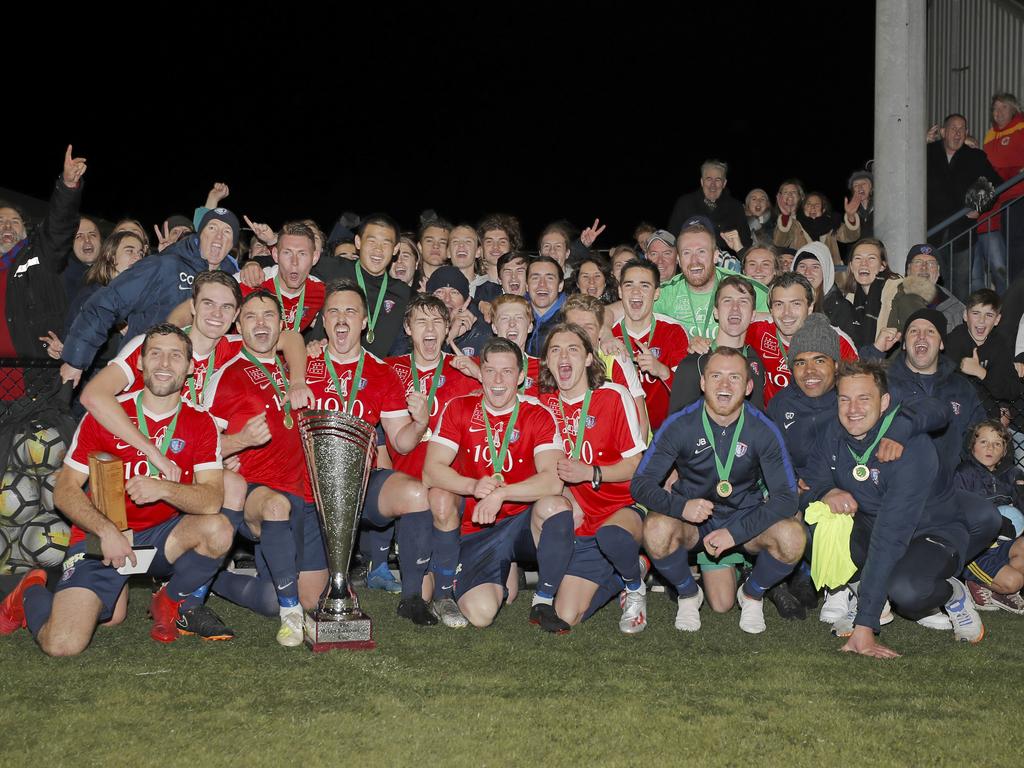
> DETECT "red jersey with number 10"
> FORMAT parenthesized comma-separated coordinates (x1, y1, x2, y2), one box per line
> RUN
(611, 313, 689, 431)
(64, 394, 222, 544)
(432, 394, 561, 534)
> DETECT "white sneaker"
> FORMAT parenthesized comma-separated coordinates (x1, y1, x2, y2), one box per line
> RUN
(831, 592, 859, 638)
(944, 578, 985, 644)
(736, 585, 767, 634)
(879, 600, 895, 626)
(276, 609, 305, 648)
(674, 586, 704, 632)
(820, 586, 852, 623)
(917, 610, 953, 630)
(432, 598, 469, 629)
(619, 583, 648, 635)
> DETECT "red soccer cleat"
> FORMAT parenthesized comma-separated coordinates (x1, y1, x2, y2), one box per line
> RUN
(149, 586, 184, 643)
(0, 569, 48, 635)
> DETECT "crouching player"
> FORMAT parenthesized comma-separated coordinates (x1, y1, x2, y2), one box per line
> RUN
(0, 325, 232, 655)
(536, 324, 649, 633)
(423, 337, 571, 629)
(632, 347, 805, 634)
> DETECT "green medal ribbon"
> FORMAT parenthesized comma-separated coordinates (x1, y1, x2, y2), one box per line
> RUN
(847, 405, 901, 480)
(619, 317, 657, 362)
(481, 397, 520, 481)
(325, 349, 366, 414)
(701, 405, 745, 497)
(683, 275, 718, 337)
(273, 275, 306, 332)
(556, 389, 593, 460)
(135, 394, 182, 478)
(242, 349, 293, 428)
(775, 328, 790, 360)
(187, 348, 216, 404)
(355, 263, 388, 344)
(411, 350, 445, 414)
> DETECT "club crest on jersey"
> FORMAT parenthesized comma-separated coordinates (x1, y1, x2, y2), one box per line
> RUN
(649, 347, 662, 358)
(749, 361, 760, 375)
(384, 299, 396, 314)
(169, 438, 186, 454)
(735, 442, 748, 458)
(509, 429, 520, 443)
(951, 401, 961, 415)
(586, 415, 596, 428)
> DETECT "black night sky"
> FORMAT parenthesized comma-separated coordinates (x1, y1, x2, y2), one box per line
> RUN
(7, 3, 876, 246)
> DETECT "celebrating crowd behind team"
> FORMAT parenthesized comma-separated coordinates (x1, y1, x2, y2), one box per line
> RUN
(2, 91, 1024, 660)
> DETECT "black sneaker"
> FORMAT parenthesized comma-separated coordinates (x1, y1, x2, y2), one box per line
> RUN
(397, 596, 438, 626)
(532, 603, 571, 634)
(787, 569, 819, 610)
(765, 582, 806, 621)
(175, 604, 236, 640)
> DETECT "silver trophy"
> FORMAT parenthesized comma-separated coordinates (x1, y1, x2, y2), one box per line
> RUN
(298, 410, 377, 651)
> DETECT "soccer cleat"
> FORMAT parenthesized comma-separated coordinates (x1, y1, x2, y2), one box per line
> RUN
(917, 610, 953, 630)
(528, 602, 548, 626)
(431, 597, 469, 628)
(366, 562, 402, 593)
(879, 600, 895, 626)
(944, 578, 985, 644)
(276, 609, 306, 647)
(0, 568, 47, 635)
(736, 585, 767, 634)
(149, 586, 184, 643)
(990, 590, 1024, 615)
(397, 596, 439, 626)
(766, 582, 806, 621)
(787, 569, 820, 610)
(674, 586, 704, 632)
(618, 583, 648, 635)
(820, 585, 852, 623)
(534, 603, 571, 634)
(966, 580, 998, 611)
(176, 604, 236, 641)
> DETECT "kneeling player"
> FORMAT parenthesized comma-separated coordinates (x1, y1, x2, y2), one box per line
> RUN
(0, 325, 232, 655)
(423, 338, 571, 629)
(536, 324, 648, 633)
(632, 347, 805, 634)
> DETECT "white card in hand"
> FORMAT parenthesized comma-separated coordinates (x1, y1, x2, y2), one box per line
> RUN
(116, 546, 157, 575)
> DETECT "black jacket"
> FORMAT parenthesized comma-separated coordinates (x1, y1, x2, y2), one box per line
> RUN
(668, 191, 751, 253)
(926, 141, 1002, 236)
(943, 324, 1023, 424)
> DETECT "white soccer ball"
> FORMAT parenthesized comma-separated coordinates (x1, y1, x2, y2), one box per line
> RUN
(18, 511, 72, 568)
(12, 423, 67, 476)
(0, 471, 41, 527)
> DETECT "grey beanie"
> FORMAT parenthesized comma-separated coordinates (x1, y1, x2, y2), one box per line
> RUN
(787, 313, 839, 367)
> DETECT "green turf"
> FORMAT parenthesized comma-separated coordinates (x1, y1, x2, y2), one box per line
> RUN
(2, 585, 1022, 768)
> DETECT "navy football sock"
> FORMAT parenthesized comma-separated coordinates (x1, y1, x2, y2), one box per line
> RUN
(430, 527, 461, 600)
(744, 552, 796, 599)
(396, 510, 432, 600)
(360, 523, 394, 570)
(24, 584, 53, 639)
(211, 571, 279, 617)
(652, 548, 698, 597)
(166, 550, 224, 601)
(180, 506, 243, 610)
(536, 510, 573, 600)
(595, 525, 642, 590)
(259, 520, 300, 608)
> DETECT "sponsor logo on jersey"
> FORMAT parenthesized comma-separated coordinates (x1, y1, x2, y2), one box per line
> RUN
(760, 333, 779, 357)
(785, 412, 795, 420)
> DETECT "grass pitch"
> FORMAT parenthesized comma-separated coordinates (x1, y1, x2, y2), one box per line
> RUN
(2, 583, 1022, 768)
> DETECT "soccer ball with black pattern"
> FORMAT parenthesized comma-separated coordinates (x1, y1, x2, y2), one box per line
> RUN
(12, 423, 67, 476)
(38, 470, 58, 511)
(0, 470, 41, 527)
(0, 524, 15, 569)
(18, 511, 71, 568)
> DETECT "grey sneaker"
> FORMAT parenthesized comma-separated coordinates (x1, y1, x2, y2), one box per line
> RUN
(945, 578, 985, 644)
(674, 586, 704, 632)
(618, 583, 648, 635)
(432, 597, 469, 628)
(831, 591, 859, 638)
(820, 585, 853, 623)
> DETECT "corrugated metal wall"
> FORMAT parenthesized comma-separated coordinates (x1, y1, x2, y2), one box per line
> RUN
(927, 0, 1024, 136)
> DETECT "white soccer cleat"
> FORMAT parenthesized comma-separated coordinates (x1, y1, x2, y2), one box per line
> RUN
(432, 597, 469, 629)
(945, 578, 985, 644)
(917, 610, 953, 630)
(276, 609, 305, 648)
(619, 583, 648, 635)
(736, 586, 767, 634)
(674, 586, 704, 632)
(820, 585, 852, 623)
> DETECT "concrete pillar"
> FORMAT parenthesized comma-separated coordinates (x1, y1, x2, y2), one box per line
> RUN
(874, 0, 927, 274)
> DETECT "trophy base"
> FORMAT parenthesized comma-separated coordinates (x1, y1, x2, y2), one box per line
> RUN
(304, 611, 375, 652)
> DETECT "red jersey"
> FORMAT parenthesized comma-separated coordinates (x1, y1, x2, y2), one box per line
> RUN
(432, 394, 561, 535)
(112, 332, 243, 403)
(537, 383, 645, 535)
(746, 320, 858, 403)
(611, 313, 689, 431)
(385, 353, 481, 479)
(64, 394, 222, 544)
(240, 268, 325, 332)
(203, 351, 304, 495)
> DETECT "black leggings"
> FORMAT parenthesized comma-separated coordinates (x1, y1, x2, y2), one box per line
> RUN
(885, 536, 959, 620)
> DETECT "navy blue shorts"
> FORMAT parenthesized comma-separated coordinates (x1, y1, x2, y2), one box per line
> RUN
(454, 511, 536, 598)
(294, 500, 329, 573)
(565, 536, 616, 586)
(360, 468, 394, 528)
(242, 483, 303, 542)
(966, 537, 1014, 586)
(56, 516, 181, 623)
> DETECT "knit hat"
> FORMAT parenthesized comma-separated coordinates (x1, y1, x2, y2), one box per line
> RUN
(198, 207, 240, 248)
(903, 307, 948, 346)
(426, 265, 470, 299)
(165, 214, 193, 233)
(787, 313, 840, 367)
(847, 169, 873, 188)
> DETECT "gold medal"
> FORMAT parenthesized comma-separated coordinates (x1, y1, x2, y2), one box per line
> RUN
(852, 464, 870, 482)
(283, 412, 294, 430)
(367, 329, 375, 344)
(493, 473, 504, 483)
(716, 480, 732, 497)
